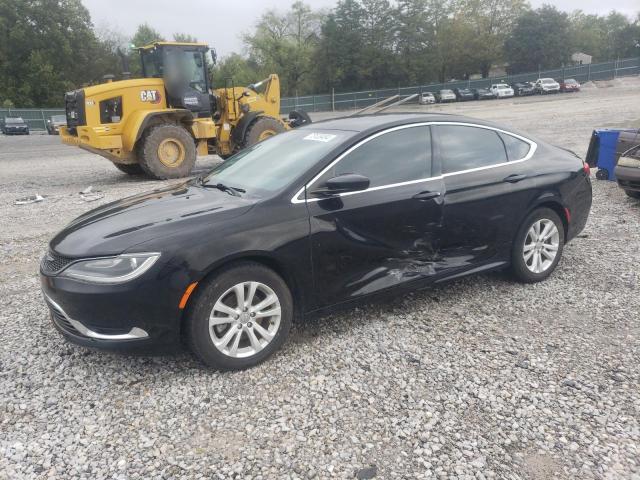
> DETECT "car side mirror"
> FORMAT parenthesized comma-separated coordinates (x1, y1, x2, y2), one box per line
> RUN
(311, 174, 370, 197)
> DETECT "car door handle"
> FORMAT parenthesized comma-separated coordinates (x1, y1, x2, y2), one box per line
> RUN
(503, 173, 527, 183)
(413, 191, 441, 200)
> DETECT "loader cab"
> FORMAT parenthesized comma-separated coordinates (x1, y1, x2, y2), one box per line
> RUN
(139, 42, 212, 117)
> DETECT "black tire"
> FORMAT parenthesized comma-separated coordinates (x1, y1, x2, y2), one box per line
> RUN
(288, 110, 312, 128)
(595, 169, 609, 180)
(243, 117, 286, 148)
(186, 262, 293, 371)
(138, 124, 196, 179)
(113, 162, 144, 175)
(625, 190, 640, 199)
(510, 208, 565, 283)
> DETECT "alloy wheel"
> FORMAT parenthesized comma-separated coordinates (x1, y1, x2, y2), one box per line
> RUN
(208, 281, 281, 358)
(523, 219, 560, 274)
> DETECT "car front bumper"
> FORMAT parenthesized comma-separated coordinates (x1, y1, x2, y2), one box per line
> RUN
(40, 260, 192, 350)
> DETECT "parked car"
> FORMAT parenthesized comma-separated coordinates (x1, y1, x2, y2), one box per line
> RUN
(40, 113, 593, 370)
(472, 88, 495, 100)
(559, 78, 580, 93)
(534, 78, 560, 94)
(490, 83, 515, 98)
(453, 88, 474, 101)
(2, 117, 29, 135)
(512, 82, 535, 96)
(418, 92, 436, 105)
(436, 89, 457, 103)
(613, 130, 640, 199)
(46, 114, 67, 135)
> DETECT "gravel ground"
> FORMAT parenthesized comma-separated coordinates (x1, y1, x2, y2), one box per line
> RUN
(1, 78, 639, 480)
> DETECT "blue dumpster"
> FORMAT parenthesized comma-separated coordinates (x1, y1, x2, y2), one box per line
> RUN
(586, 129, 637, 181)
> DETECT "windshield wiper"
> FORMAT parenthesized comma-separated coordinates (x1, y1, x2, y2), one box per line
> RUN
(196, 177, 245, 196)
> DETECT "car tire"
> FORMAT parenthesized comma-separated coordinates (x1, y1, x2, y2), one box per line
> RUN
(138, 124, 196, 179)
(186, 262, 293, 371)
(113, 162, 144, 175)
(511, 208, 565, 283)
(625, 190, 640, 199)
(595, 169, 609, 180)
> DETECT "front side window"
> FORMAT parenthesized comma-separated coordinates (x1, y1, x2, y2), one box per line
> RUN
(435, 125, 507, 174)
(311, 126, 431, 195)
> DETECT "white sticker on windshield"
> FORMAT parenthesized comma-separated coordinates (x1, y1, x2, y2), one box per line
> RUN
(304, 133, 337, 143)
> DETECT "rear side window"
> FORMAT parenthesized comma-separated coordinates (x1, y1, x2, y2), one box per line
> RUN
(499, 132, 531, 161)
(434, 125, 507, 174)
(314, 125, 431, 191)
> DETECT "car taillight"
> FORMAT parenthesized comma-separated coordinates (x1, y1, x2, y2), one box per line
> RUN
(583, 162, 590, 175)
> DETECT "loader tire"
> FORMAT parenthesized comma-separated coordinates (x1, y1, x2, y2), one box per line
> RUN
(113, 163, 144, 175)
(244, 117, 286, 148)
(138, 124, 196, 179)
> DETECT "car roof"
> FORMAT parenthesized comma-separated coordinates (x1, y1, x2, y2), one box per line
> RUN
(302, 113, 506, 133)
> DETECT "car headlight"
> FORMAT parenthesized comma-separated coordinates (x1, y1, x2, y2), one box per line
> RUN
(60, 253, 160, 284)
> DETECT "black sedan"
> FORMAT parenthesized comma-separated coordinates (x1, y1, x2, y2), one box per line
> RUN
(2, 117, 29, 135)
(512, 82, 535, 96)
(453, 88, 474, 101)
(41, 114, 592, 370)
(472, 88, 495, 100)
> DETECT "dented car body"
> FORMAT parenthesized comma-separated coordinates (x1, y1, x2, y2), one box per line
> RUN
(41, 114, 592, 351)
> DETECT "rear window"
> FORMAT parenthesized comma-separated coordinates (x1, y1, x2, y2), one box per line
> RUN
(6, 118, 23, 124)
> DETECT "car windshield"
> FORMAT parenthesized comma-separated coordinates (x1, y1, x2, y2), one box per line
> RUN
(565, 79, 577, 84)
(497, 85, 509, 89)
(459, 89, 471, 94)
(441, 90, 453, 94)
(202, 129, 349, 197)
(542, 79, 555, 84)
(52, 115, 66, 122)
(6, 118, 23, 124)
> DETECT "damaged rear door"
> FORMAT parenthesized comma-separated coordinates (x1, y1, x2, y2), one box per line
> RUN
(306, 124, 445, 308)
(433, 123, 522, 270)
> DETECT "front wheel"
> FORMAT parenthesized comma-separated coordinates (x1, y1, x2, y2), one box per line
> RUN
(186, 262, 293, 370)
(511, 208, 565, 283)
(138, 124, 196, 179)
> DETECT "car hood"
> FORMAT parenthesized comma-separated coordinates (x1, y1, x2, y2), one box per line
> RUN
(50, 183, 257, 257)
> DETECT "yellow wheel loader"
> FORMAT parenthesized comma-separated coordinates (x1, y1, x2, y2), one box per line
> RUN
(59, 42, 311, 179)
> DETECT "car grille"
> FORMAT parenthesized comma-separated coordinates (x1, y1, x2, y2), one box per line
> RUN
(64, 89, 86, 129)
(40, 251, 75, 274)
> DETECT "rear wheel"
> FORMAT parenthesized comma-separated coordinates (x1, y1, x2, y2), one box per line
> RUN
(186, 262, 293, 370)
(243, 117, 286, 148)
(625, 190, 640, 199)
(138, 124, 196, 179)
(113, 163, 144, 175)
(511, 208, 565, 283)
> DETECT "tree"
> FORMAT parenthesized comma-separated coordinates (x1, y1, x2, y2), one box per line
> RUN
(505, 6, 573, 73)
(455, 0, 529, 77)
(0, 0, 120, 107)
(131, 23, 165, 47)
(173, 33, 198, 43)
(243, 1, 325, 96)
(211, 53, 261, 88)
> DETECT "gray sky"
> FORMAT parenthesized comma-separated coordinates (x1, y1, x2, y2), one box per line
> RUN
(83, 0, 639, 57)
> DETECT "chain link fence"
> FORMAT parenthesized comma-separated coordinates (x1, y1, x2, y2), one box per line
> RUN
(2, 57, 638, 126)
(281, 57, 640, 114)
(0, 108, 65, 131)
